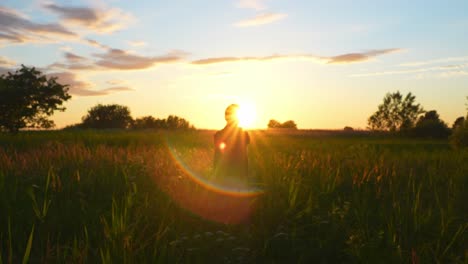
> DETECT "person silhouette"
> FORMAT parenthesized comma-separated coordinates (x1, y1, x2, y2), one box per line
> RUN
(214, 104, 250, 184)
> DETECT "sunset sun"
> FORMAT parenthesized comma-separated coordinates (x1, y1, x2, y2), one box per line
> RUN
(236, 103, 257, 128)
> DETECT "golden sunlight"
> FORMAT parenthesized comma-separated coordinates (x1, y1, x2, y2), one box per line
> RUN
(236, 102, 257, 128)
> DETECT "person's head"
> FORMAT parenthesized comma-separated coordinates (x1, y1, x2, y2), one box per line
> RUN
(225, 104, 239, 125)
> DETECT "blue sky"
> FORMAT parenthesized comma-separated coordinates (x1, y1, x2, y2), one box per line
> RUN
(1, 0, 467, 129)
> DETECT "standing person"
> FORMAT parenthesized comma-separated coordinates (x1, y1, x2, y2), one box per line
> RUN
(214, 104, 250, 184)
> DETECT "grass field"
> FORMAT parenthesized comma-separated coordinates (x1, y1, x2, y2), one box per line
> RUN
(0, 130, 467, 263)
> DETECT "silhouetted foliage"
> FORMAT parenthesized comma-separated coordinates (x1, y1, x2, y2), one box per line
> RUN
(0, 65, 71, 133)
(450, 97, 468, 148)
(412, 110, 450, 138)
(282, 120, 297, 129)
(343, 126, 354, 132)
(82, 104, 133, 129)
(268, 119, 282, 128)
(450, 117, 468, 148)
(268, 119, 297, 129)
(132, 115, 193, 130)
(368, 91, 424, 132)
(452, 116, 465, 130)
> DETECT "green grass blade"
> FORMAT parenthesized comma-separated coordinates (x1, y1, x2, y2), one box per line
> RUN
(22, 225, 35, 264)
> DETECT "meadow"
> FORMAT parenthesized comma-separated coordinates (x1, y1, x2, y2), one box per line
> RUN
(0, 130, 466, 263)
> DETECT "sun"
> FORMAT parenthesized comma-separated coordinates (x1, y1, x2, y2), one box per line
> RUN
(235, 102, 256, 128)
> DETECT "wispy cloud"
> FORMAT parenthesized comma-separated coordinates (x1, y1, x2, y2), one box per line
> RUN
(353, 56, 468, 78)
(49, 71, 133, 96)
(327, 49, 402, 64)
(0, 6, 76, 44)
(191, 49, 401, 65)
(94, 49, 184, 70)
(43, 3, 133, 33)
(235, 12, 287, 27)
(64, 52, 86, 62)
(128, 41, 147, 47)
(237, 0, 267, 10)
(399, 56, 468, 67)
(0, 56, 16, 67)
(48, 48, 187, 71)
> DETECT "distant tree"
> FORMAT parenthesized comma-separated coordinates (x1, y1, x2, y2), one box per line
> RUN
(450, 97, 468, 148)
(344, 126, 354, 132)
(268, 119, 282, 128)
(268, 119, 297, 129)
(0, 65, 71, 133)
(62, 123, 84, 130)
(132, 115, 193, 130)
(82, 104, 132, 129)
(133, 116, 159, 129)
(452, 116, 465, 130)
(413, 110, 450, 138)
(281, 120, 297, 129)
(368, 91, 424, 132)
(451, 116, 468, 148)
(166, 115, 192, 130)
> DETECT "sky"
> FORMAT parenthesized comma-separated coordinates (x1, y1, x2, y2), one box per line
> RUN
(1, 0, 467, 129)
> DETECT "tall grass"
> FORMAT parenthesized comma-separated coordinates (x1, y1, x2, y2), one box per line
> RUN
(0, 130, 466, 263)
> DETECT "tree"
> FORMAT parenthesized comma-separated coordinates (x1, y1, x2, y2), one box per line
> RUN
(82, 104, 132, 129)
(132, 115, 193, 130)
(452, 116, 465, 130)
(413, 110, 450, 138)
(165, 115, 192, 129)
(0, 65, 71, 133)
(281, 120, 297, 129)
(450, 97, 468, 148)
(368, 91, 424, 132)
(268, 119, 282, 128)
(267, 119, 297, 129)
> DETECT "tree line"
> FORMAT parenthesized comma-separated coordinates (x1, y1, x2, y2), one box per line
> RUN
(64, 104, 194, 130)
(1, 65, 467, 147)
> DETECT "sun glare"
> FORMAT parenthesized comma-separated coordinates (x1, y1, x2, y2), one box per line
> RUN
(236, 103, 256, 128)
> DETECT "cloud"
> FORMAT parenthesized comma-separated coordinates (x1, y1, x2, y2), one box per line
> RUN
(94, 49, 184, 70)
(351, 63, 468, 78)
(49, 71, 133, 96)
(327, 49, 402, 64)
(235, 12, 287, 27)
(48, 48, 186, 71)
(85, 38, 110, 49)
(191, 49, 401, 65)
(0, 6, 76, 44)
(128, 41, 147, 47)
(399, 56, 468, 67)
(0, 56, 16, 67)
(43, 3, 133, 33)
(64, 52, 86, 62)
(237, 0, 267, 10)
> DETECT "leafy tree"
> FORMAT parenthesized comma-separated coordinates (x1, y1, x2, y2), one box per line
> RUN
(165, 115, 192, 130)
(281, 120, 297, 129)
(267, 119, 297, 129)
(0, 65, 71, 133)
(368, 91, 424, 132)
(452, 116, 465, 130)
(413, 110, 450, 138)
(82, 104, 132, 129)
(133, 115, 193, 130)
(343, 126, 354, 132)
(450, 97, 468, 148)
(268, 119, 282, 128)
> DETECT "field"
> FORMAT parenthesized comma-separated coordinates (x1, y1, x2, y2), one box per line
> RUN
(0, 130, 467, 263)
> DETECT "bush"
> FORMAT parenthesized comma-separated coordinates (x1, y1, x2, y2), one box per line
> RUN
(450, 117, 468, 148)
